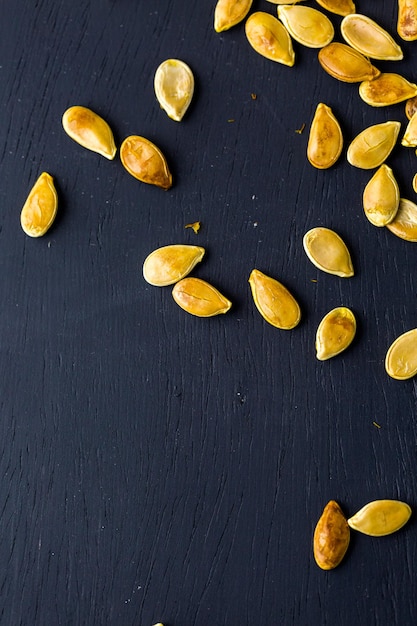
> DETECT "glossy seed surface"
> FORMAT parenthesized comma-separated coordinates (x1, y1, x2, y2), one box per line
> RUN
(214, 0, 253, 32)
(386, 198, 417, 241)
(341, 14, 403, 60)
(348, 500, 412, 535)
(245, 12, 295, 66)
(62, 105, 116, 160)
(347, 121, 401, 169)
(277, 5, 334, 48)
(359, 73, 417, 106)
(401, 112, 417, 147)
(313, 501, 350, 570)
(154, 59, 194, 121)
(397, 0, 417, 40)
(363, 165, 400, 226)
(386, 328, 417, 379)
(120, 136, 172, 189)
(143, 245, 205, 287)
(20, 172, 58, 238)
(315, 0, 355, 16)
(316, 307, 356, 360)
(248, 269, 301, 330)
(172, 277, 232, 317)
(307, 103, 343, 169)
(318, 42, 380, 83)
(303, 227, 354, 277)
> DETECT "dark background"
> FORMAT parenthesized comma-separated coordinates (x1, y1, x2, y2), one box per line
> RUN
(1, 1, 417, 624)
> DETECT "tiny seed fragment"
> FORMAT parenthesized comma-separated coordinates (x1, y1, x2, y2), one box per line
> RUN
(359, 73, 417, 107)
(386, 328, 417, 379)
(348, 500, 412, 535)
(143, 245, 205, 287)
(62, 105, 116, 160)
(313, 501, 350, 570)
(386, 198, 417, 241)
(315, 0, 355, 17)
(307, 102, 343, 169)
(245, 12, 295, 67)
(172, 277, 232, 317)
(185, 221, 201, 234)
(277, 5, 334, 48)
(303, 227, 354, 277)
(347, 121, 401, 170)
(20, 172, 58, 238)
(120, 136, 172, 189)
(154, 59, 194, 121)
(363, 164, 400, 226)
(341, 14, 403, 61)
(318, 42, 380, 83)
(316, 307, 356, 360)
(248, 269, 301, 330)
(397, 0, 417, 41)
(405, 95, 417, 120)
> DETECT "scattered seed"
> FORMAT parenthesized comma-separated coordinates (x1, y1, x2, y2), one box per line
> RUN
(341, 14, 403, 61)
(359, 72, 417, 107)
(347, 121, 401, 170)
(397, 0, 417, 41)
(315, 0, 355, 17)
(348, 500, 412, 535)
(363, 164, 400, 226)
(20, 172, 58, 238)
(214, 0, 253, 32)
(313, 501, 350, 570)
(248, 269, 301, 330)
(303, 227, 354, 277)
(143, 244, 205, 287)
(307, 102, 343, 169)
(62, 105, 117, 160)
(245, 12, 295, 66)
(154, 59, 194, 122)
(120, 135, 172, 189)
(385, 327, 417, 379)
(386, 198, 417, 241)
(315, 307, 356, 360)
(172, 277, 232, 317)
(318, 42, 380, 83)
(277, 5, 334, 49)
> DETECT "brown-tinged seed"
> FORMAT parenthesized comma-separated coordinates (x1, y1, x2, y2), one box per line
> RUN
(405, 95, 417, 120)
(397, 0, 417, 41)
(20, 172, 58, 238)
(315, 0, 355, 17)
(303, 227, 354, 277)
(120, 136, 172, 189)
(307, 102, 343, 169)
(386, 328, 417, 379)
(347, 121, 401, 169)
(359, 73, 417, 107)
(277, 5, 334, 48)
(248, 269, 301, 330)
(386, 198, 417, 241)
(363, 165, 400, 226)
(318, 42, 380, 83)
(214, 0, 253, 32)
(62, 106, 116, 160)
(348, 500, 412, 535)
(172, 277, 232, 317)
(143, 245, 205, 287)
(316, 307, 356, 360)
(245, 12, 295, 66)
(313, 501, 350, 570)
(341, 14, 403, 61)
(154, 59, 194, 121)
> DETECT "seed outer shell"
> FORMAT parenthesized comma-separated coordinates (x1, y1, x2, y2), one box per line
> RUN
(315, 307, 356, 360)
(313, 500, 350, 570)
(405, 95, 417, 120)
(20, 172, 58, 238)
(248, 269, 301, 330)
(385, 328, 417, 379)
(154, 59, 194, 121)
(348, 500, 412, 535)
(62, 105, 117, 160)
(277, 5, 334, 49)
(214, 0, 253, 32)
(318, 42, 380, 83)
(143, 245, 205, 286)
(172, 277, 232, 317)
(386, 198, 417, 241)
(307, 102, 343, 169)
(120, 136, 172, 189)
(359, 73, 417, 107)
(303, 227, 354, 277)
(245, 12, 295, 66)
(315, 0, 356, 17)
(401, 111, 417, 147)
(341, 14, 403, 61)
(347, 121, 401, 170)
(397, 0, 417, 40)
(363, 164, 400, 226)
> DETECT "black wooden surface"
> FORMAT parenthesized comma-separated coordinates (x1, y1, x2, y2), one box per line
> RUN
(1, 1, 417, 624)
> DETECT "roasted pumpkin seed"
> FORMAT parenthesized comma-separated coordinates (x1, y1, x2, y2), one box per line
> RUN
(386, 328, 417, 379)
(315, 0, 355, 17)
(245, 12, 295, 66)
(359, 73, 417, 107)
(172, 277, 232, 317)
(62, 105, 117, 160)
(154, 59, 194, 121)
(313, 501, 350, 570)
(248, 269, 301, 330)
(413, 173, 417, 193)
(341, 14, 403, 61)
(405, 95, 417, 120)
(307, 103, 343, 169)
(318, 42, 380, 83)
(316, 307, 356, 360)
(348, 500, 412, 535)
(347, 121, 401, 170)
(401, 111, 417, 147)
(397, 0, 417, 40)
(120, 136, 172, 189)
(267, 0, 305, 3)
(386, 198, 417, 241)
(214, 0, 253, 32)
(20, 172, 58, 238)
(363, 165, 400, 227)
(143, 245, 205, 287)
(277, 5, 334, 48)
(303, 227, 354, 277)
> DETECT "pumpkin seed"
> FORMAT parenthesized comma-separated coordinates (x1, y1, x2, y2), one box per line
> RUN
(172, 277, 232, 317)
(303, 227, 354, 277)
(248, 269, 301, 330)
(313, 501, 350, 570)
(315, 0, 355, 17)
(120, 136, 172, 189)
(143, 245, 205, 287)
(397, 0, 417, 41)
(348, 500, 412, 535)
(386, 198, 417, 241)
(20, 172, 58, 238)
(245, 12, 295, 66)
(307, 102, 343, 169)
(363, 164, 400, 226)
(347, 121, 401, 170)
(214, 0, 253, 32)
(359, 73, 417, 107)
(386, 328, 417, 379)
(405, 95, 417, 120)
(277, 5, 334, 48)
(267, 0, 305, 3)
(318, 42, 380, 83)
(401, 111, 417, 147)
(154, 59, 194, 121)
(413, 173, 417, 193)
(316, 307, 356, 360)
(62, 105, 117, 160)
(341, 14, 403, 61)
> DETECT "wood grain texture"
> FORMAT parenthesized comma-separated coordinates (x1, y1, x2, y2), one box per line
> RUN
(0, 1, 417, 624)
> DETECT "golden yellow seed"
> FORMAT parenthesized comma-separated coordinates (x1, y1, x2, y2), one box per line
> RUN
(405, 95, 417, 120)
(315, 307, 356, 360)
(359, 72, 417, 107)
(341, 14, 403, 61)
(401, 111, 417, 147)
(386, 198, 417, 241)
(348, 500, 412, 535)
(313, 501, 350, 570)
(397, 0, 417, 41)
(318, 42, 380, 83)
(386, 328, 417, 379)
(245, 12, 295, 66)
(347, 121, 401, 170)
(248, 269, 301, 330)
(277, 5, 334, 48)
(172, 277, 232, 317)
(307, 102, 343, 169)
(363, 165, 400, 227)
(214, 0, 253, 32)
(20, 172, 58, 238)
(62, 105, 116, 160)
(413, 173, 417, 193)
(303, 227, 354, 277)
(120, 136, 172, 189)
(143, 245, 205, 287)
(154, 59, 194, 122)
(315, 0, 355, 17)
(267, 0, 305, 4)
